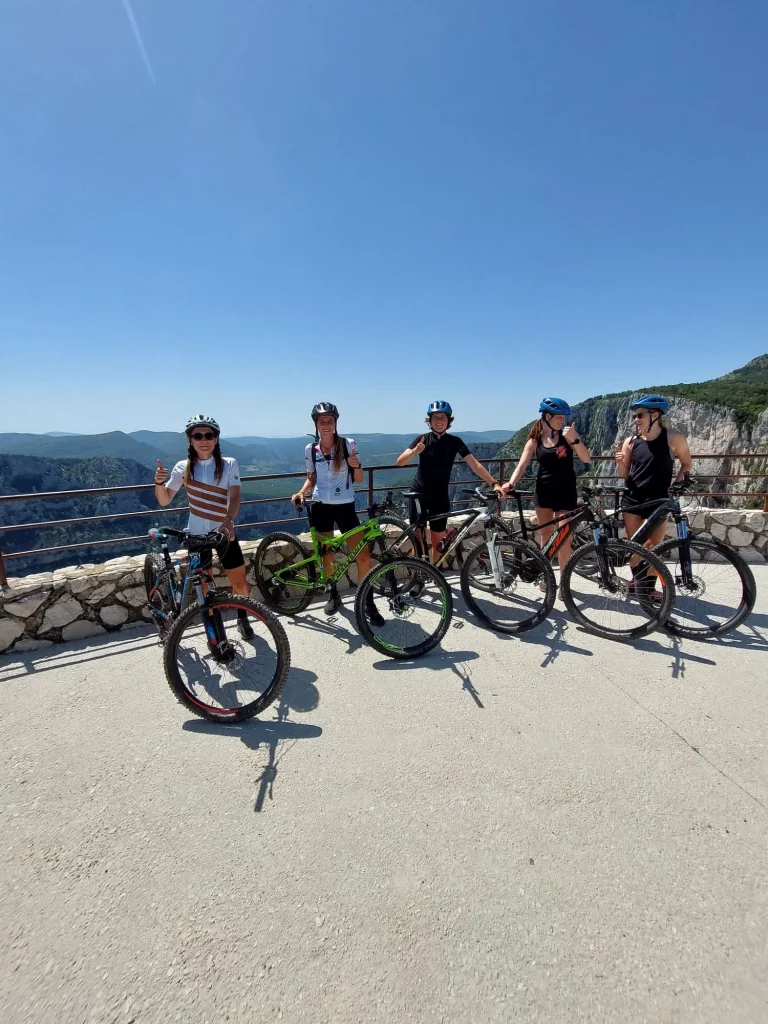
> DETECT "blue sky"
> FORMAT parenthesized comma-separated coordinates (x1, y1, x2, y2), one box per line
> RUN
(2, 0, 767, 437)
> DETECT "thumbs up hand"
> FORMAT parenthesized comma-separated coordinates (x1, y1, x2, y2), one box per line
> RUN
(413, 436, 426, 455)
(154, 459, 169, 485)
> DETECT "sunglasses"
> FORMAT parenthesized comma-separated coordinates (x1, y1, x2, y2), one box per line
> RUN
(631, 412, 648, 420)
(190, 431, 218, 440)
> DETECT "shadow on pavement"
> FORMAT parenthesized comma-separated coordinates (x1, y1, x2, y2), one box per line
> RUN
(511, 609, 594, 666)
(0, 625, 158, 682)
(372, 649, 484, 707)
(283, 604, 366, 654)
(183, 665, 322, 812)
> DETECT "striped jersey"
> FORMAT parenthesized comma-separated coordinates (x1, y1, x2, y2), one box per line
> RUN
(166, 457, 241, 534)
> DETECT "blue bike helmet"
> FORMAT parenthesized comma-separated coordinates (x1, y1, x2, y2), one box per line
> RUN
(629, 394, 669, 413)
(539, 397, 571, 416)
(426, 400, 453, 417)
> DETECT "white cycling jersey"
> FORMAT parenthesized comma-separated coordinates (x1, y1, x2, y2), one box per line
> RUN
(166, 456, 241, 534)
(305, 438, 357, 504)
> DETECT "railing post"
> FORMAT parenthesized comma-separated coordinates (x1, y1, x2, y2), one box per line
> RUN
(0, 548, 8, 589)
(763, 492, 768, 514)
(499, 458, 506, 484)
(367, 467, 375, 508)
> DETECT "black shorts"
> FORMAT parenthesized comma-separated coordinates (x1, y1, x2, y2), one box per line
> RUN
(621, 489, 669, 514)
(200, 536, 245, 572)
(534, 486, 578, 512)
(407, 492, 451, 533)
(308, 501, 361, 535)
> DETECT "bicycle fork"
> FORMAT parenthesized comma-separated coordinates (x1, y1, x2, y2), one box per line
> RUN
(484, 523, 506, 588)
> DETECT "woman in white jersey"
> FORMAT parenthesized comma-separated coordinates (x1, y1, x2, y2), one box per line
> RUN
(153, 414, 253, 637)
(291, 402, 383, 623)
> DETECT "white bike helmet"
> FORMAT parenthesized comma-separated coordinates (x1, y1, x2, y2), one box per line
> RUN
(185, 414, 220, 435)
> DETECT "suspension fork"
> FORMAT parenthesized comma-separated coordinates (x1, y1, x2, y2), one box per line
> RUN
(674, 513, 695, 587)
(194, 575, 227, 648)
(484, 518, 505, 588)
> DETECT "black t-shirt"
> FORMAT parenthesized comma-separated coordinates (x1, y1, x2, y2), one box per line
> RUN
(411, 431, 471, 494)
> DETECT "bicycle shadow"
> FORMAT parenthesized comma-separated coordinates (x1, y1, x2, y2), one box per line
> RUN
(183, 666, 322, 812)
(284, 602, 366, 655)
(510, 609, 594, 667)
(372, 649, 484, 707)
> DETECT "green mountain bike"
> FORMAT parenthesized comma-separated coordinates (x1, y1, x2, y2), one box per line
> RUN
(254, 500, 453, 659)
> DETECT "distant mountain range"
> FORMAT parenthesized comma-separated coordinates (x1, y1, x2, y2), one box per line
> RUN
(0, 429, 514, 474)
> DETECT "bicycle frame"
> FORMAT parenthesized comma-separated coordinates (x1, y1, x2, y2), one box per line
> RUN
(506, 492, 600, 562)
(271, 513, 385, 591)
(148, 531, 225, 643)
(397, 501, 491, 571)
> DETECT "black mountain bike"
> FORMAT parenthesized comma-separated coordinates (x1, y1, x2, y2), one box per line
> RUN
(145, 528, 290, 722)
(502, 490, 675, 641)
(589, 479, 757, 638)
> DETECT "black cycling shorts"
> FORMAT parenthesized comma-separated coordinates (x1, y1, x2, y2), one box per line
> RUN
(407, 492, 451, 533)
(200, 536, 245, 572)
(309, 501, 361, 535)
(621, 488, 670, 514)
(534, 485, 578, 512)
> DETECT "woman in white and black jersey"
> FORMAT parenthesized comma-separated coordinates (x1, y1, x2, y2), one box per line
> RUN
(291, 402, 382, 622)
(154, 414, 253, 637)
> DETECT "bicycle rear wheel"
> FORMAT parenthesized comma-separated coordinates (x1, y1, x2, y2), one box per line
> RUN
(369, 517, 423, 593)
(355, 557, 453, 659)
(164, 595, 290, 722)
(652, 536, 756, 638)
(254, 532, 316, 614)
(460, 536, 555, 634)
(561, 538, 674, 640)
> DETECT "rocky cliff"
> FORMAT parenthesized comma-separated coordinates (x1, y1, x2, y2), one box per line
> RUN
(496, 356, 768, 505)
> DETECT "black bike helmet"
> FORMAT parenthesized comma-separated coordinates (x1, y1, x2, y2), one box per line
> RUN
(311, 402, 339, 422)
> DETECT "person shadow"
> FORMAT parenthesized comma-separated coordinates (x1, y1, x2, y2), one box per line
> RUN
(372, 649, 484, 707)
(183, 665, 322, 812)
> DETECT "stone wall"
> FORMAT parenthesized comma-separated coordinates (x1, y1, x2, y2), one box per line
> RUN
(1, 509, 765, 655)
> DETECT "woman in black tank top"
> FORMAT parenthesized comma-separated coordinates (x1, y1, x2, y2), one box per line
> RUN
(615, 396, 692, 591)
(502, 398, 591, 576)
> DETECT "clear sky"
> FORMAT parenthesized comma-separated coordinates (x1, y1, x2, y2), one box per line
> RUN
(2, 0, 767, 437)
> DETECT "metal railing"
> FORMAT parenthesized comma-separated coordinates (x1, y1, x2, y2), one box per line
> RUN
(1, 452, 767, 584)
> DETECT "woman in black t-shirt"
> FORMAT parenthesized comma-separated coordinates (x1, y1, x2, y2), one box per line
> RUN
(396, 401, 502, 562)
(502, 398, 591, 574)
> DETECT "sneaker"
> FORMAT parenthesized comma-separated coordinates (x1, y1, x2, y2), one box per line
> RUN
(365, 600, 385, 629)
(324, 589, 342, 616)
(236, 611, 255, 640)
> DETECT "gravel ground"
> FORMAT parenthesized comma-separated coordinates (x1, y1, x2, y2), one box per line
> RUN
(1, 568, 767, 1024)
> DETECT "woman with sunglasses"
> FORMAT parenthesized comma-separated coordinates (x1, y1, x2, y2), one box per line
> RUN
(153, 414, 253, 637)
(616, 396, 692, 562)
(502, 398, 591, 575)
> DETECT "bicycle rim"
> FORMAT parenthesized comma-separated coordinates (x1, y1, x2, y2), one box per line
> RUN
(653, 537, 756, 638)
(355, 558, 452, 658)
(164, 597, 290, 722)
(460, 537, 555, 634)
(562, 539, 673, 640)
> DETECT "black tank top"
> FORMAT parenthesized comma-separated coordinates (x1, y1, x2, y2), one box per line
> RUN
(626, 427, 674, 499)
(536, 433, 575, 489)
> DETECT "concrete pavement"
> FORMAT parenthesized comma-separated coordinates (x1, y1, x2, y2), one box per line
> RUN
(1, 568, 767, 1023)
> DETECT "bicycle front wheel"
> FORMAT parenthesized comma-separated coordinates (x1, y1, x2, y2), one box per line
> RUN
(460, 536, 555, 634)
(355, 558, 453, 659)
(164, 596, 291, 722)
(561, 539, 674, 640)
(254, 532, 316, 615)
(652, 536, 756, 638)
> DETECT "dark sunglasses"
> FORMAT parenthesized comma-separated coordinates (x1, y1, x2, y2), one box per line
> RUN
(631, 412, 648, 419)
(190, 431, 218, 440)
